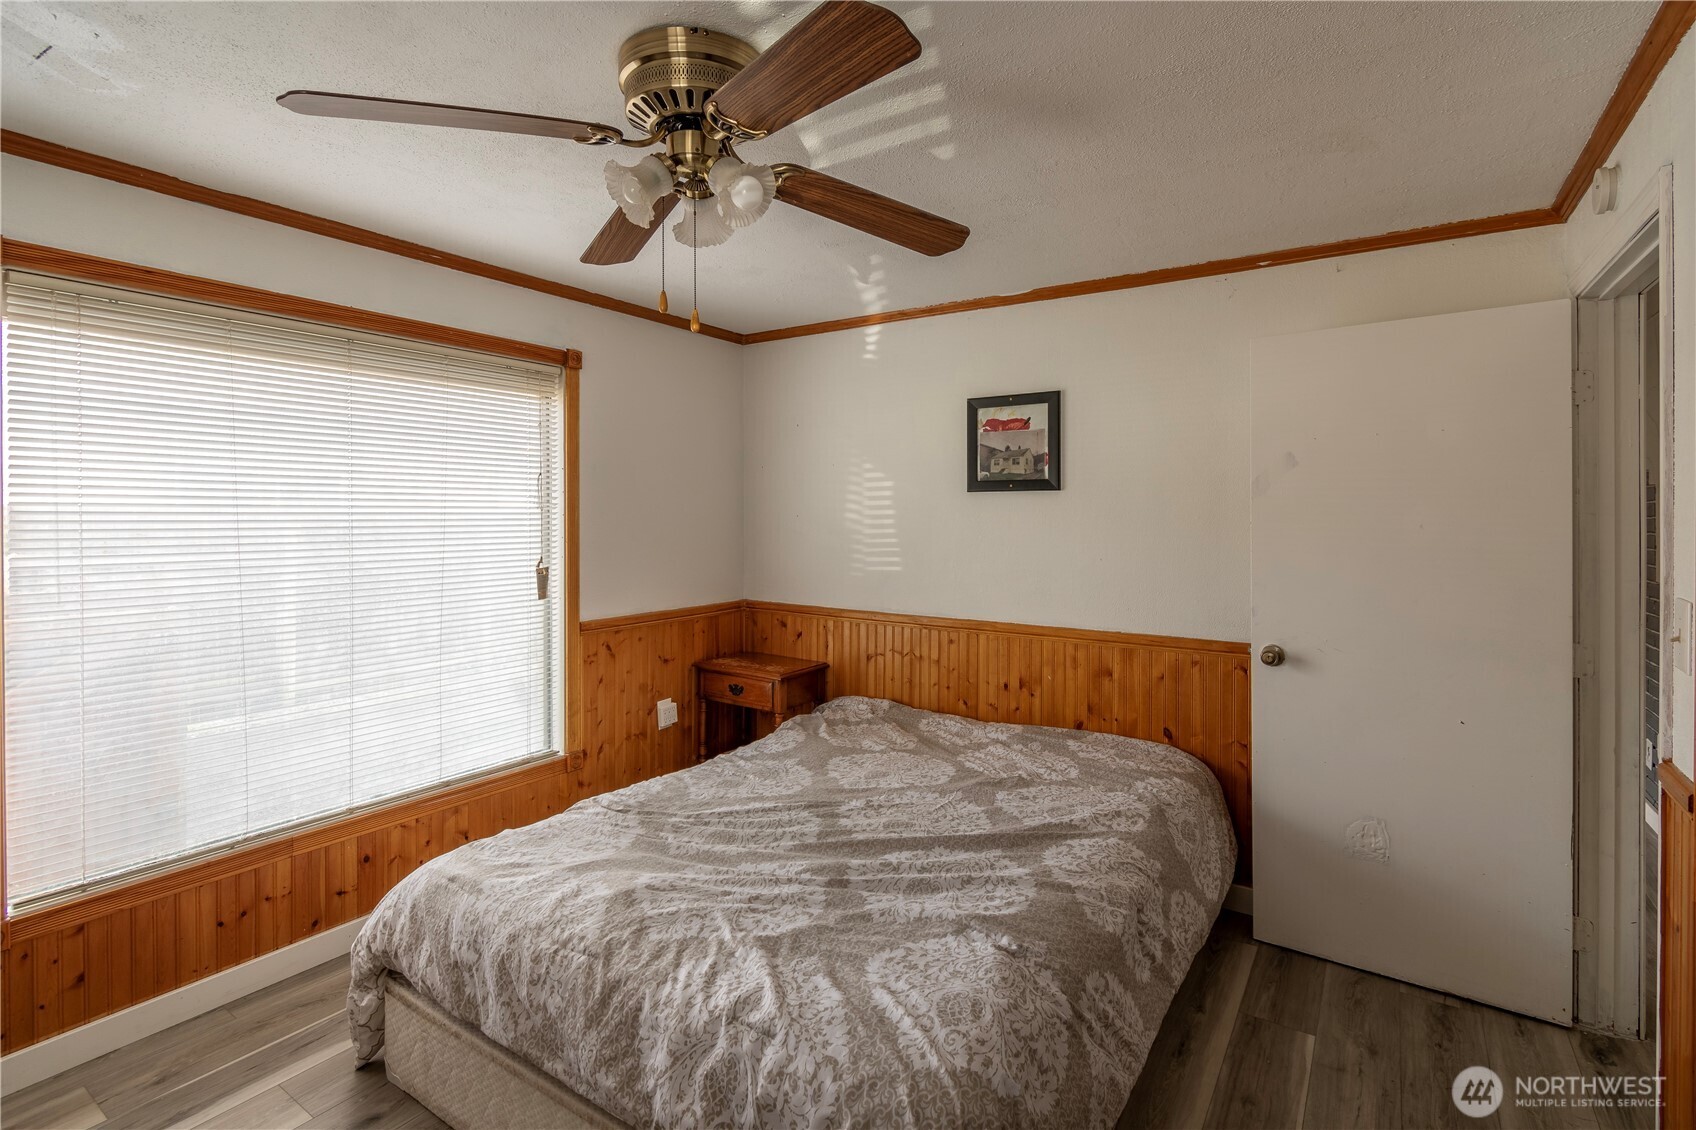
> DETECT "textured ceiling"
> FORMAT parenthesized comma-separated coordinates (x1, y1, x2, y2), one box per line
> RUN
(0, 1, 1657, 333)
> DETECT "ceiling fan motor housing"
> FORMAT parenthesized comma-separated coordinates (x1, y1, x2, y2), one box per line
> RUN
(618, 27, 757, 196)
(617, 27, 757, 134)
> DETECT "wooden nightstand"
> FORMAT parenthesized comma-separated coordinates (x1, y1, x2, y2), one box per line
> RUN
(694, 652, 829, 761)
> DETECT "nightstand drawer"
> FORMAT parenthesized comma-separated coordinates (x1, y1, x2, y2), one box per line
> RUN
(693, 653, 828, 762)
(700, 671, 775, 710)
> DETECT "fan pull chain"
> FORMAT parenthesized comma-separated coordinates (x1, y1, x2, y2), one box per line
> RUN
(690, 201, 701, 334)
(657, 214, 668, 314)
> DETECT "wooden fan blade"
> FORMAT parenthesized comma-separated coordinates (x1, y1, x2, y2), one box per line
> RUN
(710, 1, 920, 137)
(277, 90, 625, 143)
(580, 195, 680, 266)
(775, 167, 968, 256)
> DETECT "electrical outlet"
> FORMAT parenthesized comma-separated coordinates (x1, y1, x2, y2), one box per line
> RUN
(564, 750, 586, 773)
(657, 698, 678, 729)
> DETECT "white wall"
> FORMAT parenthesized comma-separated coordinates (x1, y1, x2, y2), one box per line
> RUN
(1561, 35, 1695, 778)
(741, 227, 1569, 641)
(0, 156, 744, 622)
(11, 97, 1685, 753)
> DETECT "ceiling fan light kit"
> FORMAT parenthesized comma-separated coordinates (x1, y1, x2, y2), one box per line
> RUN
(604, 154, 672, 226)
(277, 0, 970, 331)
(673, 197, 733, 249)
(707, 158, 777, 229)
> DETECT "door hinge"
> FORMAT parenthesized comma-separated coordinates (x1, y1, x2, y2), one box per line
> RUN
(1574, 644, 1595, 678)
(1573, 369, 1596, 406)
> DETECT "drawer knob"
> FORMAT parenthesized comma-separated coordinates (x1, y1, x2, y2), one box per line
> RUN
(728, 683, 745, 697)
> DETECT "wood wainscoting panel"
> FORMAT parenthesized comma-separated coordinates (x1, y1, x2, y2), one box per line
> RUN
(579, 601, 748, 799)
(742, 601, 1253, 881)
(1663, 759, 1696, 1130)
(0, 761, 567, 1054)
(1, 597, 1248, 1054)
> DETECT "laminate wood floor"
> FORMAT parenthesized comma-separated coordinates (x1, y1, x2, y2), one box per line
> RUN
(2, 913, 1656, 1130)
(1118, 914, 1657, 1130)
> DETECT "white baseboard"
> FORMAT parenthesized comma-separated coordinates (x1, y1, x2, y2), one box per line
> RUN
(0, 915, 366, 1096)
(1224, 883, 1253, 916)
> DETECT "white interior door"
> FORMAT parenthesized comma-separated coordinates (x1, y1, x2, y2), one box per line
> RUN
(1250, 299, 1574, 1023)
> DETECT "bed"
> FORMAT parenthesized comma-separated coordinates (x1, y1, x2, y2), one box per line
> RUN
(348, 696, 1237, 1129)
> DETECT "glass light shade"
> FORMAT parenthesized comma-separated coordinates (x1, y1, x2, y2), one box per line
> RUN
(729, 175, 764, 211)
(672, 198, 732, 248)
(707, 159, 776, 229)
(604, 155, 673, 226)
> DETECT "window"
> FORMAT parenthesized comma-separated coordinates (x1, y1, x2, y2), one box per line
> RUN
(2, 274, 565, 912)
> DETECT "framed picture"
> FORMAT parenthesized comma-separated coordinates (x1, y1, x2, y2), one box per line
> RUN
(967, 390, 1061, 492)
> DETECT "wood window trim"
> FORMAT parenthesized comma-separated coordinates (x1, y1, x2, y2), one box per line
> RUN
(0, 132, 743, 345)
(0, 239, 579, 369)
(3, 757, 567, 946)
(0, 244, 585, 941)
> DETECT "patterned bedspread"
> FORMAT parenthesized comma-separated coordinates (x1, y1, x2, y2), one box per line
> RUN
(348, 697, 1236, 1129)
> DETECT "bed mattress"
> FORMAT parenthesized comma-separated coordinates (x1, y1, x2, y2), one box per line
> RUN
(349, 696, 1236, 1129)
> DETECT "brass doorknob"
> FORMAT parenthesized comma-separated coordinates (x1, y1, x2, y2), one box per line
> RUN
(1260, 645, 1286, 667)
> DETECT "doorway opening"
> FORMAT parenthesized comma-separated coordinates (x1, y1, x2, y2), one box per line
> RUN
(1573, 184, 1671, 1038)
(1640, 277, 1662, 1037)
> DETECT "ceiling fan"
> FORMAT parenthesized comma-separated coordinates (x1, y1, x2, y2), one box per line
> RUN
(277, 0, 969, 294)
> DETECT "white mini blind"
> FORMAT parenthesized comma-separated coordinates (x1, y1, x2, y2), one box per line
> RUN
(2, 274, 565, 911)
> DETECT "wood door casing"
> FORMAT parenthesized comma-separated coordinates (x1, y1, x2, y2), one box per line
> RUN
(1662, 759, 1696, 1130)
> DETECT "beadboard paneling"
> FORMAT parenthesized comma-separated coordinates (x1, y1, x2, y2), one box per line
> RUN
(2, 597, 1250, 1054)
(578, 601, 747, 798)
(743, 601, 1253, 881)
(0, 760, 567, 1053)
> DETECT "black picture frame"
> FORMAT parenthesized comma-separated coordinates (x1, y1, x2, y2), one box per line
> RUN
(967, 390, 1062, 492)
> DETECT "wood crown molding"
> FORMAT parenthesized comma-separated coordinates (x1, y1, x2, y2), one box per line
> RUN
(2, 240, 574, 369)
(1553, 1, 1696, 220)
(741, 209, 1559, 344)
(2, 4, 1689, 344)
(0, 130, 741, 345)
(4, 757, 566, 945)
(745, 0, 1693, 342)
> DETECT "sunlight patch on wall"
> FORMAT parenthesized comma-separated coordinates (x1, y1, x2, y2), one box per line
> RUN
(845, 455, 902, 575)
(860, 324, 883, 361)
(850, 254, 889, 359)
